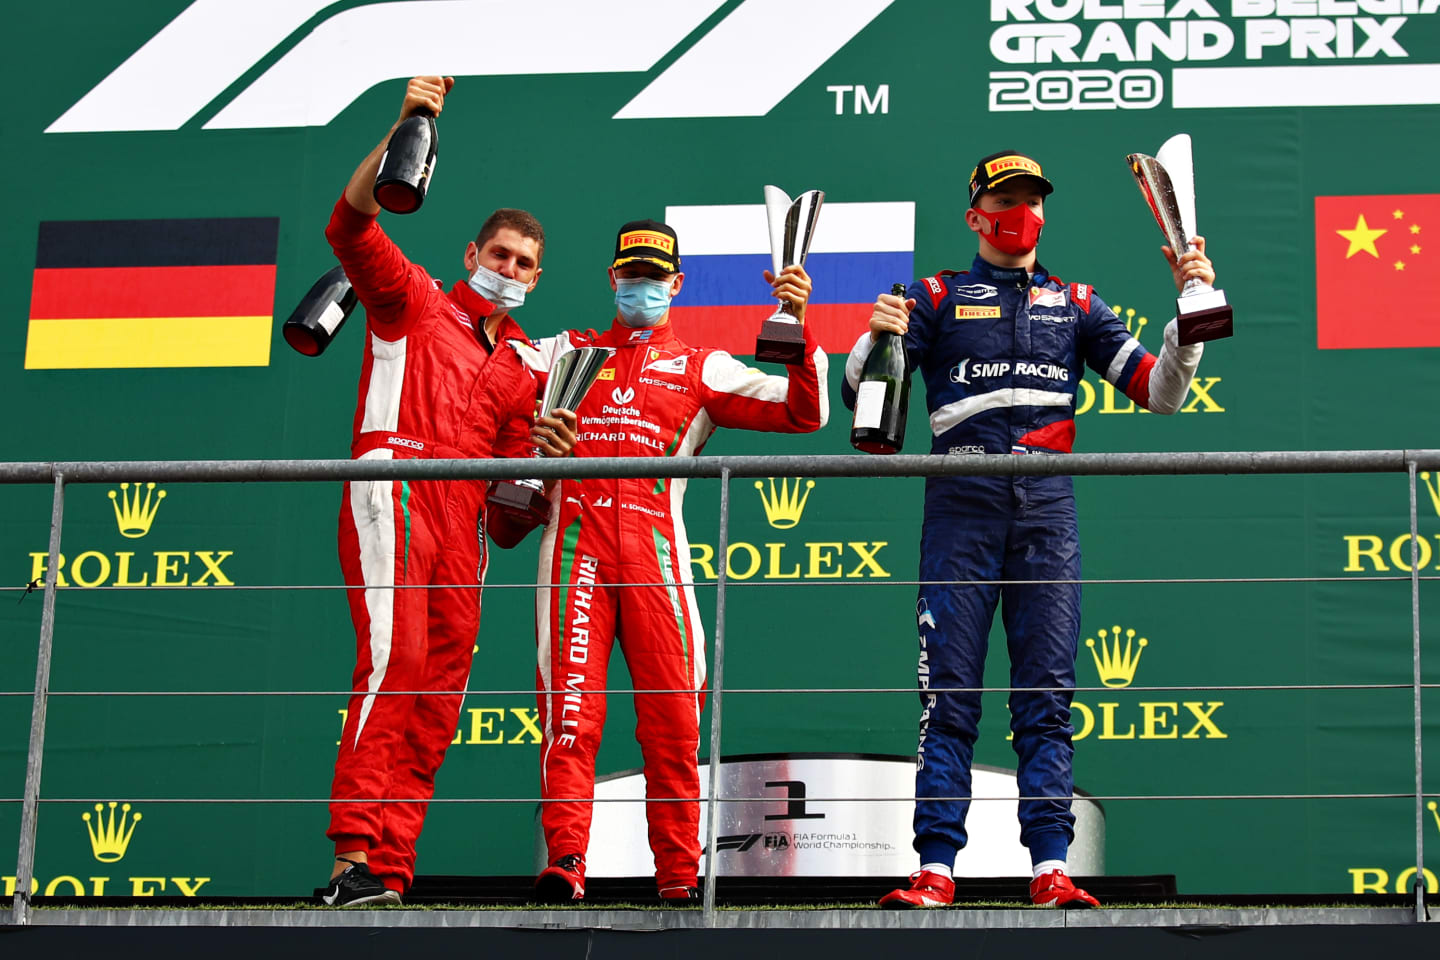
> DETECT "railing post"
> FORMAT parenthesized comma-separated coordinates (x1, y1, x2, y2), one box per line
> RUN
(1407, 462, 1425, 923)
(702, 467, 732, 927)
(12, 472, 65, 926)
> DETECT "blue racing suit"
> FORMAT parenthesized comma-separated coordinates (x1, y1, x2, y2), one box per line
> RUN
(842, 254, 1202, 868)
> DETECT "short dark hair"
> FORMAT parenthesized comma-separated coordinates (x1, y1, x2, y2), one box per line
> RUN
(476, 208, 545, 262)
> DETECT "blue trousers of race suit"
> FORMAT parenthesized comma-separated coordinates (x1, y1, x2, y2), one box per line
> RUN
(913, 474, 1080, 869)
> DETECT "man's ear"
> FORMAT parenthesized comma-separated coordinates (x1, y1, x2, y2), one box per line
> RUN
(670, 272, 684, 298)
(608, 267, 618, 293)
(463, 241, 479, 273)
(525, 266, 542, 293)
(964, 208, 988, 237)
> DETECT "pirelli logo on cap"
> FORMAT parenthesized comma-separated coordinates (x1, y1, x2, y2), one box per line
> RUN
(985, 155, 1043, 179)
(956, 305, 1002, 319)
(619, 231, 675, 255)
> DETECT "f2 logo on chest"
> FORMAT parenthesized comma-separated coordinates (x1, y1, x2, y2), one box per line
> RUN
(612, 387, 635, 405)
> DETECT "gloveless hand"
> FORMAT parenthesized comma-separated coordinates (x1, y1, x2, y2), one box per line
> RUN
(1162, 235, 1216, 292)
(868, 292, 915, 343)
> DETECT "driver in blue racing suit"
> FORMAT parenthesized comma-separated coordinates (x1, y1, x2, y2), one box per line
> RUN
(842, 150, 1217, 908)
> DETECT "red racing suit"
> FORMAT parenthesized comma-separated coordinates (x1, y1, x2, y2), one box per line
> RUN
(519, 319, 828, 890)
(324, 194, 539, 891)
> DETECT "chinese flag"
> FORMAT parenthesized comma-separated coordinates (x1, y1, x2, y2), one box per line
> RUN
(1315, 194, 1440, 349)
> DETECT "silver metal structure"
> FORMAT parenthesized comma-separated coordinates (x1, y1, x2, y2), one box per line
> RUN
(3, 451, 1436, 927)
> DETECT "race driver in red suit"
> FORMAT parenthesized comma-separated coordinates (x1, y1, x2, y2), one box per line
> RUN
(319, 75, 576, 907)
(513, 220, 828, 901)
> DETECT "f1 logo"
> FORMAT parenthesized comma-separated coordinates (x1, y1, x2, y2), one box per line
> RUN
(47, 0, 896, 133)
(764, 780, 825, 822)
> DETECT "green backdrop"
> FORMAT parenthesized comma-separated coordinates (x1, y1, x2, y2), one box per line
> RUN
(2, 1, 1438, 898)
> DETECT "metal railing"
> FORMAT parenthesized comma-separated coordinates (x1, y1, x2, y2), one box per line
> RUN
(3, 450, 1438, 926)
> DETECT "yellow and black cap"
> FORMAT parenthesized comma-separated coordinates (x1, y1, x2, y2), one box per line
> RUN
(611, 219, 681, 273)
(968, 150, 1054, 205)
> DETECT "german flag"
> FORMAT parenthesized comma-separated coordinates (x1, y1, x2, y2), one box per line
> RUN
(25, 217, 279, 369)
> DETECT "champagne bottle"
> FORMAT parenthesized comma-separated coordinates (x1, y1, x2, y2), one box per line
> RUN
(282, 265, 357, 357)
(373, 109, 437, 214)
(850, 282, 911, 455)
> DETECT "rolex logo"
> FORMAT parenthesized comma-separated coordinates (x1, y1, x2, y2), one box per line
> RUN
(755, 477, 814, 530)
(83, 801, 142, 862)
(1086, 624, 1148, 689)
(1108, 304, 1149, 341)
(1420, 473, 1440, 518)
(108, 482, 166, 539)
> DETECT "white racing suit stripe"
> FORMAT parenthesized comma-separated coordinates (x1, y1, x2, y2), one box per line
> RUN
(929, 388, 1072, 437)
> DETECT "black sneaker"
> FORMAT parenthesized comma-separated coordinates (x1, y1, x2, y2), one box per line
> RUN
(317, 858, 402, 906)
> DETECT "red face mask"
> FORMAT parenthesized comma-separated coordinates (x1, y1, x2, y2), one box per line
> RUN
(974, 203, 1044, 255)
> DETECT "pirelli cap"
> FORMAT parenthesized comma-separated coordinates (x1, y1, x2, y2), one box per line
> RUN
(968, 150, 1054, 204)
(611, 219, 681, 272)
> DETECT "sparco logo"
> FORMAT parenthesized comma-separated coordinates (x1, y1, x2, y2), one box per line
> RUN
(49, 0, 896, 133)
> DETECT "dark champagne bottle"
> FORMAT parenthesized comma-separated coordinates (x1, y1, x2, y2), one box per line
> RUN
(850, 283, 911, 455)
(373, 109, 437, 214)
(282, 265, 357, 357)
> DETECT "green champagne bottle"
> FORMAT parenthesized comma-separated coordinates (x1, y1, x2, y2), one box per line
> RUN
(850, 283, 910, 454)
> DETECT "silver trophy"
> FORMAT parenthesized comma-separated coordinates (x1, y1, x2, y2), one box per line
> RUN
(1126, 134, 1233, 345)
(490, 345, 613, 525)
(755, 185, 824, 364)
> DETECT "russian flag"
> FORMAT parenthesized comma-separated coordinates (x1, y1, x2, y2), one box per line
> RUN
(663, 200, 914, 356)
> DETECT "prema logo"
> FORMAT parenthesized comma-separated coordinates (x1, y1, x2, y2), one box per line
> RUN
(49, 0, 895, 133)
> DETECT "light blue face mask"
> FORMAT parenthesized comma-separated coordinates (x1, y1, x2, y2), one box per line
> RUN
(614, 277, 673, 328)
(468, 263, 528, 311)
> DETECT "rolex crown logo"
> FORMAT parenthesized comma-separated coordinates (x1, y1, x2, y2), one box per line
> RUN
(1420, 472, 1440, 518)
(754, 477, 815, 530)
(109, 482, 166, 539)
(1108, 304, 1149, 341)
(1086, 624, 1148, 688)
(83, 801, 142, 862)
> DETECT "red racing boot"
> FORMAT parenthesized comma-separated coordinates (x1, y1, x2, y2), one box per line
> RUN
(1029, 869, 1099, 908)
(878, 870, 955, 908)
(535, 854, 586, 902)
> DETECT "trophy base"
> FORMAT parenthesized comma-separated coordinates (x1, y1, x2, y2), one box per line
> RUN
(755, 318, 808, 365)
(488, 479, 551, 527)
(1176, 288, 1233, 346)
